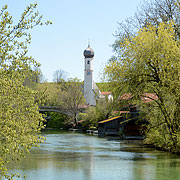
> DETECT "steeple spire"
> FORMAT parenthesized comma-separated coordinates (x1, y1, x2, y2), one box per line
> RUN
(88, 39, 90, 48)
(83, 41, 94, 58)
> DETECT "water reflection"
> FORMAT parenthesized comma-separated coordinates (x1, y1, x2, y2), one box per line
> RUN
(8, 131, 180, 180)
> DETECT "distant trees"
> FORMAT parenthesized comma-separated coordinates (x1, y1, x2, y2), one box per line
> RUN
(104, 0, 180, 152)
(23, 67, 47, 88)
(33, 67, 47, 83)
(53, 69, 68, 83)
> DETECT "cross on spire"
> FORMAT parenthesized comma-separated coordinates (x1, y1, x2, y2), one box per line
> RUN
(88, 39, 90, 48)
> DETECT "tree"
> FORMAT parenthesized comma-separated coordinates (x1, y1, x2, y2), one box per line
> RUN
(35, 82, 63, 106)
(23, 67, 47, 89)
(105, 21, 180, 152)
(96, 96, 115, 120)
(53, 69, 68, 84)
(113, 0, 180, 55)
(32, 67, 47, 83)
(78, 96, 118, 131)
(46, 112, 68, 129)
(79, 107, 98, 130)
(0, 3, 51, 179)
(60, 78, 85, 127)
(104, 0, 180, 152)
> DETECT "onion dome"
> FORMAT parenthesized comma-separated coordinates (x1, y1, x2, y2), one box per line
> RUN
(83, 43, 94, 58)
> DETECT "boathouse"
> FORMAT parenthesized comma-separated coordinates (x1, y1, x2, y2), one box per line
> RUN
(98, 107, 145, 138)
(98, 116, 123, 136)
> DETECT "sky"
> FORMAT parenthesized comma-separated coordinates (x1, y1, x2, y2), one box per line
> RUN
(0, 0, 143, 82)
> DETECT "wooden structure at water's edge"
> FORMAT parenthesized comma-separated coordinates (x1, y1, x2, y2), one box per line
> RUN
(98, 116, 123, 136)
(98, 110, 145, 138)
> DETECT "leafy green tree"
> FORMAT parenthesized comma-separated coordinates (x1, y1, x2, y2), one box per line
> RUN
(96, 82, 112, 92)
(105, 21, 180, 152)
(0, 3, 51, 179)
(79, 107, 98, 130)
(60, 78, 85, 127)
(96, 96, 114, 120)
(46, 112, 68, 129)
(79, 97, 117, 130)
(35, 82, 63, 106)
(113, 0, 180, 56)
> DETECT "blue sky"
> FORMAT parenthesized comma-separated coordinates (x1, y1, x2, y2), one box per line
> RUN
(0, 0, 143, 82)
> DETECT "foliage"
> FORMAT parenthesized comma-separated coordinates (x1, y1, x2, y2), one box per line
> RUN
(23, 67, 46, 89)
(113, 0, 180, 55)
(0, 3, 51, 179)
(46, 112, 68, 129)
(79, 107, 98, 130)
(105, 21, 180, 152)
(35, 82, 63, 106)
(96, 96, 114, 120)
(96, 82, 112, 92)
(60, 78, 85, 127)
(34, 78, 85, 128)
(79, 97, 116, 130)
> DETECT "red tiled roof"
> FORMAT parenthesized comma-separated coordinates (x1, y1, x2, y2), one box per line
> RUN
(119, 93, 158, 103)
(119, 93, 132, 100)
(141, 93, 158, 103)
(78, 120, 85, 123)
(101, 91, 112, 95)
(78, 104, 89, 108)
(113, 111, 130, 114)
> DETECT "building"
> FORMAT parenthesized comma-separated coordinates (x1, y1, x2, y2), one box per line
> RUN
(98, 93, 158, 138)
(83, 44, 98, 106)
(98, 116, 123, 136)
(99, 91, 113, 101)
(83, 44, 112, 106)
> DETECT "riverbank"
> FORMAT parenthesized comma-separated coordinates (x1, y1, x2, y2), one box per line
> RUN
(43, 128, 172, 153)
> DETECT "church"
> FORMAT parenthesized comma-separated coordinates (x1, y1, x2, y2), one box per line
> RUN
(83, 44, 113, 106)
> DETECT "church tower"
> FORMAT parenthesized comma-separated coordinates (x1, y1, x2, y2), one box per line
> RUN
(83, 44, 96, 106)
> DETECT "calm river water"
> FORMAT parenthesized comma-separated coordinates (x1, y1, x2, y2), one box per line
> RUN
(8, 131, 180, 180)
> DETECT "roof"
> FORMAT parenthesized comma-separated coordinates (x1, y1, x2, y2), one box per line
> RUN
(98, 116, 121, 124)
(120, 93, 132, 100)
(77, 120, 85, 123)
(84, 44, 94, 58)
(93, 81, 100, 91)
(113, 111, 130, 114)
(141, 93, 158, 103)
(101, 91, 112, 95)
(78, 104, 89, 108)
(119, 93, 158, 103)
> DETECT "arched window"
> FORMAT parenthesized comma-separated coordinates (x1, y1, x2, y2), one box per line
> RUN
(87, 60, 90, 64)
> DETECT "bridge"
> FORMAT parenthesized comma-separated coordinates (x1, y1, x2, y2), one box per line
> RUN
(39, 106, 70, 116)
(39, 105, 88, 116)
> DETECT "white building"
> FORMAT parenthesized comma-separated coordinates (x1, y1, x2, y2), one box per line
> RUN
(83, 44, 113, 106)
(83, 44, 97, 106)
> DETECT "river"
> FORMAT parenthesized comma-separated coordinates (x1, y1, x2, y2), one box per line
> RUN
(8, 131, 180, 180)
